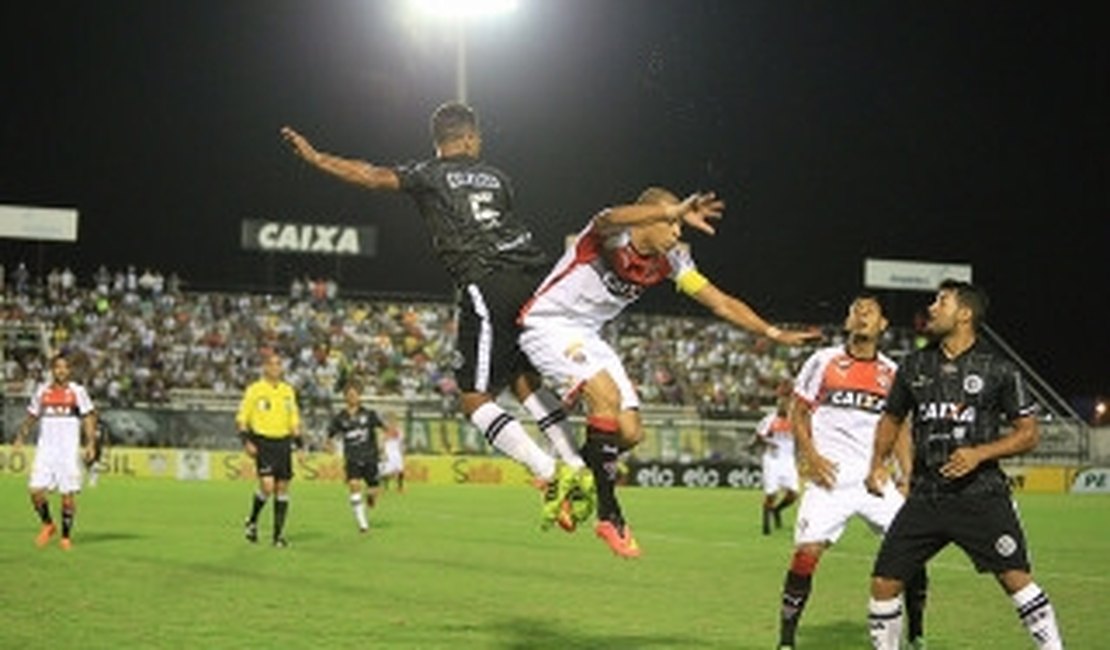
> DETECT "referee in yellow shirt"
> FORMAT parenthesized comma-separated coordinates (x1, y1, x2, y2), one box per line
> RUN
(237, 353, 303, 547)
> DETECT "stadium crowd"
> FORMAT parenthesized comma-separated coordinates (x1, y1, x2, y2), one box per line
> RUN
(1, 266, 918, 414)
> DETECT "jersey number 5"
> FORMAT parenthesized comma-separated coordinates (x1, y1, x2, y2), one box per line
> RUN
(468, 191, 501, 229)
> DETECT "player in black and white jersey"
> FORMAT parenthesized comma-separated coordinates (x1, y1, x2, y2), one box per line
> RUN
(865, 280, 1064, 650)
(327, 381, 385, 533)
(282, 103, 590, 528)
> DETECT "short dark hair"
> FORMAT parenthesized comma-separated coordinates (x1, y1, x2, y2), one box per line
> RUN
(430, 102, 478, 145)
(852, 291, 885, 313)
(343, 379, 363, 394)
(50, 353, 69, 367)
(938, 279, 989, 327)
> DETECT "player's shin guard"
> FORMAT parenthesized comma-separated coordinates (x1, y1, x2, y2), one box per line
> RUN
(61, 501, 75, 539)
(273, 494, 289, 541)
(31, 494, 52, 524)
(1011, 582, 1064, 650)
(780, 550, 819, 646)
(248, 491, 268, 524)
(522, 391, 585, 469)
(904, 567, 928, 643)
(581, 416, 622, 526)
(868, 597, 903, 650)
(471, 402, 556, 480)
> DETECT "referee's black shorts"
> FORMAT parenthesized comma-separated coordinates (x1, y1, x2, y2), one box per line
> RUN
(872, 491, 1032, 582)
(253, 435, 294, 481)
(455, 269, 543, 395)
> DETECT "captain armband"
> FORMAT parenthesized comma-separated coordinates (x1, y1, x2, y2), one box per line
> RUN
(674, 269, 710, 296)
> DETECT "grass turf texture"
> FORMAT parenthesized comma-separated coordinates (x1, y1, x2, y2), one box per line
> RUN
(1, 476, 1106, 649)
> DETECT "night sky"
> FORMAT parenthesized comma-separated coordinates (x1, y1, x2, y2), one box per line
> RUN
(1, 1, 1106, 398)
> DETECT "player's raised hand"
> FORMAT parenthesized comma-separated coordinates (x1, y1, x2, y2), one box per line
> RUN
(803, 450, 838, 489)
(678, 192, 725, 235)
(281, 126, 318, 162)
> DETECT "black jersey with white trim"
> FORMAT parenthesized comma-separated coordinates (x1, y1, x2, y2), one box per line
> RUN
(394, 156, 548, 285)
(885, 339, 1037, 496)
(327, 407, 384, 463)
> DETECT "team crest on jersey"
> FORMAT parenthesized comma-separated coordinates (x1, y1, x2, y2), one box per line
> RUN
(963, 374, 984, 395)
(563, 342, 588, 364)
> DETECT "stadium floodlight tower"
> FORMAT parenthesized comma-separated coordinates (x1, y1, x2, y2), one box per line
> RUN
(408, 0, 519, 104)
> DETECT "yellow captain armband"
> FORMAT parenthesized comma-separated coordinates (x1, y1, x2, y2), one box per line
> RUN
(675, 269, 710, 296)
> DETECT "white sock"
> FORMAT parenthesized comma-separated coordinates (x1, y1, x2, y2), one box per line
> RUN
(522, 391, 585, 469)
(1012, 582, 1064, 650)
(350, 493, 368, 530)
(471, 402, 556, 480)
(868, 597, 903, 650)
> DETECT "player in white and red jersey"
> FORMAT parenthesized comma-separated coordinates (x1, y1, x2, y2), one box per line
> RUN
(751, 396, 799, 536)
(519, 187, 819, 557)
(13, 355, 97, 551)
(776, 294, 928, 650)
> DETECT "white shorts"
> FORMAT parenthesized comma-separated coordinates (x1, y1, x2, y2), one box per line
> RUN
(379, 452, 404, 476)
(794, 479, 904, 545)
(519, 324, 640, 410)
(762, 455, 799, 495)
(29, 432, 82, 494)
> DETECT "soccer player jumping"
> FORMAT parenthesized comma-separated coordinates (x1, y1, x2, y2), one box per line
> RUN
(282, 104, 590, 528)
(518, 187, 819, 557)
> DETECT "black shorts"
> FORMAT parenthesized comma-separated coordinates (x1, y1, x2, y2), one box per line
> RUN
(253, 436, 294, 481)
(872, 492, 1031, 582)
(345, 457, 380, 486)
(455, 270, 542, 394)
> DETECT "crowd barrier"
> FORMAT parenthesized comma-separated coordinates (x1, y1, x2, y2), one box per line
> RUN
(0, 445, 1088, 494)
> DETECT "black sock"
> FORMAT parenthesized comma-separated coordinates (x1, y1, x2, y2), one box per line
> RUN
(762, 505, 772, 535)
(61, 503, 75, 539)
(581, 422, 622, 527)
(905, 566, 929, 641)
(248, 491, 267, 524)
(33, 497, 52, 525)
(780, 570, 813, 646)
(273, 495, 289, 540)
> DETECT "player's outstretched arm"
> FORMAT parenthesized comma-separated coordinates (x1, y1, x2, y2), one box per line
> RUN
(595, 192, 723, 235)
(281, 126, 401, 191)
(688, 281, 821, 345)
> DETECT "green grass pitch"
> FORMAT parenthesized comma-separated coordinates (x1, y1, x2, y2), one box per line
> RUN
(1, 475, 1106, 649)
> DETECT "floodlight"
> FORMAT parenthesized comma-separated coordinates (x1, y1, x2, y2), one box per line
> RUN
(410, 0, 519, 20)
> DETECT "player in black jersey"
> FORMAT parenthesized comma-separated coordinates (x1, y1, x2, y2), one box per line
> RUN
(327, 381, 385, 533)
(864, 280, 1063, 650)
(282, 103, 591, 529)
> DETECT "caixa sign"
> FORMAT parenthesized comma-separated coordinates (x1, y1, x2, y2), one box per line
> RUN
(628, 461, 763, 489)
(241, 220, 377, 257)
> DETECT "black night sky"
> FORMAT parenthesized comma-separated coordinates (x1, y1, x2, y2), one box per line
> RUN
(1, 1, 1106, 398)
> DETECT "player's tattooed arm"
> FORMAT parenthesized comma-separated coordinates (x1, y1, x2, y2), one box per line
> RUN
(891, 419, 913, 495)
(281, 126, 401, 191)
(791, 396, 838, 488)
